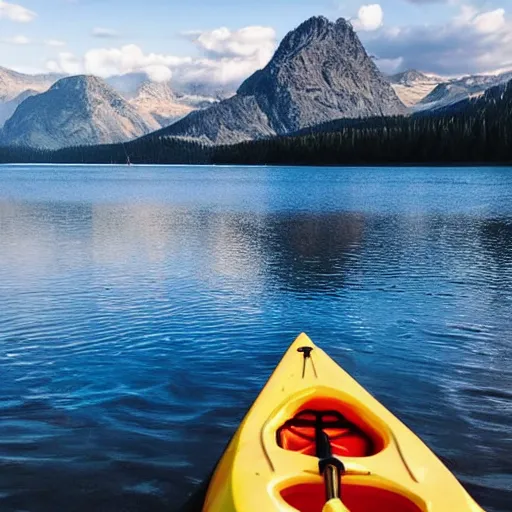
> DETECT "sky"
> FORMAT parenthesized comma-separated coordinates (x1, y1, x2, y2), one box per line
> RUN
(1, 0, 511, 89)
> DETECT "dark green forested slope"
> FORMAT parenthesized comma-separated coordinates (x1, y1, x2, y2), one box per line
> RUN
(0, 136, 210, 165)
(210, 80, 512, 165)
(0, 80, 510, 166)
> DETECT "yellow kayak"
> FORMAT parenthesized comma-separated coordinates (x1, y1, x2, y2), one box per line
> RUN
(185, 333, 485, 512)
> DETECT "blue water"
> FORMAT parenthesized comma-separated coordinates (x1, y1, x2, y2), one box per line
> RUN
(0, 165, 511, 512)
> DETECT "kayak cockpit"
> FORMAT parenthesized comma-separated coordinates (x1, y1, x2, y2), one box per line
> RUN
(276, 395, 386, 458)
(280, 480, 425, 512)
(269, 393, 426, 511)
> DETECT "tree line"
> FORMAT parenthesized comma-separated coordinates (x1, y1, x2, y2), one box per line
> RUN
(0, 80, 511, 166)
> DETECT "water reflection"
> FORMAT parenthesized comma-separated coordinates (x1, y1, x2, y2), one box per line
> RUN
(0, 167, 511, 512)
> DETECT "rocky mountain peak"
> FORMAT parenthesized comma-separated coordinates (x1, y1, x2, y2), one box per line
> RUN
(128, 79, 193, 129)
(273, 16, 353, 56)
(135, 80, 176, 102)
(389, 69, 430, 85)
(387, 69, 446, 107)
(240, 16, 358, 93)
(272, 15, 332, 57)
(1, 75, 154, 149)
(50, 75, 114, 95)
(156, 15, 404, 145)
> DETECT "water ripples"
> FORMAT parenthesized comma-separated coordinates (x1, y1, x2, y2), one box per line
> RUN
(0, 166, 511, 511)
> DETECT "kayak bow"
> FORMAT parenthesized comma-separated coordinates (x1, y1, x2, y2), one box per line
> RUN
(196, 333, 485, 512)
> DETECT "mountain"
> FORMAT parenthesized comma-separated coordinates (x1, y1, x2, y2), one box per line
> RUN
(106, 72, 220, 127)
(1, 75, 155, 149)
(387, 69, 444, 107)
(0, 67, 62, 127)
(416, 71, 512, 111)
(128, 80, 194, 129)
(149, 16, 405, 145)
(0, 89, 39, 127)
(2, 78, 510, 165)
(0, 66, 62, 102)
(424, 77, 512, 116)
(208, 78, 512, 165)
(389, 69, 429, 85)
(106, 72, 225, 108)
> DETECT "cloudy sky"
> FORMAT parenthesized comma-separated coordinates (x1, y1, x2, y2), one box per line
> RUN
(1, 0, 511, 88)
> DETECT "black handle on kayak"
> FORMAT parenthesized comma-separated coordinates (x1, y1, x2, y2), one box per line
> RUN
(315, 417, 345, 501)
(297, 346, 318, 378)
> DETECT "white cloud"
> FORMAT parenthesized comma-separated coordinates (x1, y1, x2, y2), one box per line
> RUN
(472, 8, 505, 34)
(376, 56, 403, 74)
(144, 65, 172, 82)
(183, 25, 276, 86)
(92, 27, 119, 39)
(192, 25, 276, 62)
(46, 24, 277, 89)
(45, 39, 66, 47)
(178, 56, 265, 87)
(82, 45, 191, 81)
(453, 5, 478, 25)
(0, 1, 36, 22)
(1, 34, 30, 45)
(1, 36, 66, 48)
(364, 4, 512, 75)
(46, 52, 82, 75)
(353, 4, 383, 32)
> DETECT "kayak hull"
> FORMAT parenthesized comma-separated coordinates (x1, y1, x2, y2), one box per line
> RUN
(197, 333, 485, 512)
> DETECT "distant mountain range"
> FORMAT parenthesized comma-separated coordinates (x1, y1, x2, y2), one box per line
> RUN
(386, 68, 512, 112)
(0, 65, 224, 140)
(0, 15, 510, 153)
(1, 75, 510, 166)
(415, 72, 512, 111)
(0, 69, 223, 148)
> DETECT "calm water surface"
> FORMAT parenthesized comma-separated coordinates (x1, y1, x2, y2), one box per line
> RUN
(0, 165, 511, 512)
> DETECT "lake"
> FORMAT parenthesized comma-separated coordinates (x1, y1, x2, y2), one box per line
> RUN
(0, 164, 511, 512)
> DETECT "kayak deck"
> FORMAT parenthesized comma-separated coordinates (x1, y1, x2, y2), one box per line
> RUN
(199, 333, 485, 512)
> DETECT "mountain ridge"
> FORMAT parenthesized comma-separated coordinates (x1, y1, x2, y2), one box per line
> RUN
(416, 72, 512, 111)
(0, 66, 63, 102)
(1, 75, 155, 149)
(128, 80, 194, 129)
(1, 77, 509, 166)
(148, 16, 405, 145)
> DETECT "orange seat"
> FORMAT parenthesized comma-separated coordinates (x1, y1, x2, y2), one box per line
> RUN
(276, 410, 373, 458)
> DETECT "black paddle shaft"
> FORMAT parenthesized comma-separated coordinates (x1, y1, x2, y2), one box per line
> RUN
(315, 416, 345, 501)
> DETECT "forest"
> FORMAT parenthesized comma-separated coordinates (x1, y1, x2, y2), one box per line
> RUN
(0, 80, 510, 166)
